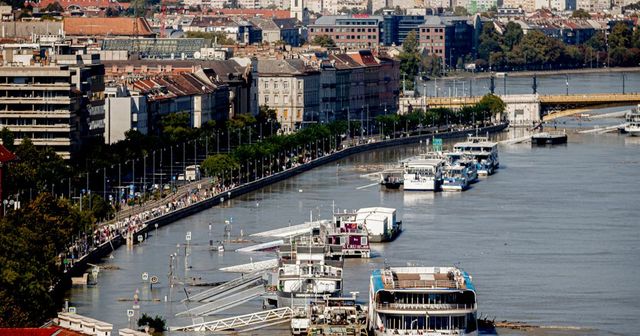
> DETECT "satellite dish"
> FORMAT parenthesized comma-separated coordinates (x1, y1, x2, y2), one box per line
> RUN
(193, 51, 201, 59)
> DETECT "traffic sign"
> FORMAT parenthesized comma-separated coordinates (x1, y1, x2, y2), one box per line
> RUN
(185, 231, 192, 241)
(142, 272, 149, 282)
(127, 309, 134, 317)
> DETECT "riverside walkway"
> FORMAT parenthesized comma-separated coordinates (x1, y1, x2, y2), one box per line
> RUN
(62, 123, 508, 279)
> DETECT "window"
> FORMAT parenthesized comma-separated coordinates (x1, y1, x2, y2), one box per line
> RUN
(283, 81, 288, 89)
(274, 81, 279, 89)
(297, 80, 302, 89)
(361, 237, 367, 245)
(264, 96, 269, 104)
(274, 94, 279, 103)
(263, 80, 268, 89)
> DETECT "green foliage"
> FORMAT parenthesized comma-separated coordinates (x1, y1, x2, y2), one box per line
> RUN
(571, 8, 591, 19)
(185, 31, 234, 45)
(44, 1, 63, 12)
(478, 24, 502, 61)
(81, 193, 114, 222)
(421, 55, 443, 77)
(0, 194, 90, 327)
(609, 22, 631, 50)
(503, 22, 523, 51)
(0, 127, 15, 152)
(201, 154, 239, 177)
(477, 94, 506, 116)
(161, 112, 198, 144)
(137, 313, 166, 332)
(399, 30, 421, 90)
(453, 6, 468, 16)
(311, 35, 336, 48)
(6, 138, 70, 195)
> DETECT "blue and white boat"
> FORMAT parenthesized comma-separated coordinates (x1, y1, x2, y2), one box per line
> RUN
(453, 136, 499, 176)
(442, 159, 478, 192)
(369, 266, 478, 336)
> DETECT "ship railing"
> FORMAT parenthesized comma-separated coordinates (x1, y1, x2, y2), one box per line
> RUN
(387, 280, 460, 289)
(376, 303, 475, 311)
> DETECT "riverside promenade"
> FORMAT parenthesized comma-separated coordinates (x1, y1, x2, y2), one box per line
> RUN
(64, 123, 507, 280)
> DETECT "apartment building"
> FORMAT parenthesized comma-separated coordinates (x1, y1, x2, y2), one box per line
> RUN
(418, 16, 481, 67)
(308, 15, 384, 50)
(256, 59, 320, 133)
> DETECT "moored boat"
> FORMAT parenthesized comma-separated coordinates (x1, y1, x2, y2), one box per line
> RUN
(453, 136, 499, 176)
(355, 207, 402, 243)
(369, 266, 478, 336)
(624, 105, 640, 136)
(402, 158, 445, 191)
(442, 159, 477, 192)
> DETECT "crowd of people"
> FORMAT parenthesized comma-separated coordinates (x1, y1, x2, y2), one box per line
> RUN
(63, 138, 360, 270)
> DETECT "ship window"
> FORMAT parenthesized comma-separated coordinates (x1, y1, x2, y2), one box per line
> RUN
(361, 237, 367, 245)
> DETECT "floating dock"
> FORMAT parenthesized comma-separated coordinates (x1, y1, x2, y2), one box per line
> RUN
(531, 131, 568, 145)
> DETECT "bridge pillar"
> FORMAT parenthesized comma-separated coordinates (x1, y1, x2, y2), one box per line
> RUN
(500, 94, 541, 127)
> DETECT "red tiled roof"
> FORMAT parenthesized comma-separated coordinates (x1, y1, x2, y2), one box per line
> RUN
(210, 9, 290, 19)
(34, 0, 129, 9)
(0, 327, 85, 336)
(63, 17, 154, 37)
(0, 144, 16, 163)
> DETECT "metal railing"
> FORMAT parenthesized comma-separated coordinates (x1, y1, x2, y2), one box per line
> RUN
(376, 303, 475, 311)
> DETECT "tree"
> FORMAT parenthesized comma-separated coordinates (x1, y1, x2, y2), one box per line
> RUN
(609, 22, 631, 50)
(571, 8, 591, 19)
(185, 31, 234, 45)
(44, 1, 63, 12)
(477, 24, 502, 62)
(503, 22, 523, 51)
(0, 194, 90, 327)
(138, 314, 166, 333)
(311, 35, 336, 48)
(453, 6, 468, 16)
(586, 31, 606, 51)
(399, 30, 421, 90)
(160, 112, 198, 144)
(201, 154, 240, 177)
(0, 127, 14, 152)
(477, 94, 505, 117)
(421, 54, 443, 77)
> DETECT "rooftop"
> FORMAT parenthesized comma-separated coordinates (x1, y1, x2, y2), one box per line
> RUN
(63, 17, 154, 37)
(372, 267, 474, 292)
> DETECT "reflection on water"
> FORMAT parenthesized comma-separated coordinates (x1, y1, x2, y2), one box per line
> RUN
(67, 129, 640, 336)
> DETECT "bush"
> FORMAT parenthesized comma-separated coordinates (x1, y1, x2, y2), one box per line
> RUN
(137, 313, 166, 333)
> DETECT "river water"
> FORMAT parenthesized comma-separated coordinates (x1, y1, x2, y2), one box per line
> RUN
(67, 74, 640, 336)
(418, 71, 640, 97)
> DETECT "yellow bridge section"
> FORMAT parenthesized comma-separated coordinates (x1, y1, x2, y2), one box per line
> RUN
(427, 93, 640, 121)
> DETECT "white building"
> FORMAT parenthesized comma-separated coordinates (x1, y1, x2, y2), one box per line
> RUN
(104, 86, 148, 144)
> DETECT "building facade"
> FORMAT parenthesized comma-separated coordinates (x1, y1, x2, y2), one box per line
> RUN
(257, 59, 320, 133)
(308, 15, 384, 50)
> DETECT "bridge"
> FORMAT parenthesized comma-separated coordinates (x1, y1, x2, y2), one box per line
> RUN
(425, 93, 640, 123)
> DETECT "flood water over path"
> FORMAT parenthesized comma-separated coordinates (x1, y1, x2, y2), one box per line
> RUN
(68, 130, 640, 335)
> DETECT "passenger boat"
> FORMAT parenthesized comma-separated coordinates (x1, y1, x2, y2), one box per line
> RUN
(369, 266, 478, 336)
(453, 136, 499, 176)
(276, 235, 343, 308)
(402, 158, 445, 191)
(355, 207, 402, 243)
(380, 173, 403, 189)
(624, 105, 640, 136)
(325, 211, 371, 258)
(441, 159, 478, 192)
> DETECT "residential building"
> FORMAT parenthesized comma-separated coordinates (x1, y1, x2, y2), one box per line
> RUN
(308, 15, 384, 50)
(291, 0, 310, 26)
(104, 86, 148, 144)
(131, 73, 230, 134)
(329, 53, 365, 121)
(0, 46, 105, 159)
(256, 59, 320, 132)
(576, 0, 610, 11)
(501, 0, 535, 11)
(323, 0, 368, 14)
(418, 15, 482, 67)
(250, 17, 301, 46)
(467, 0, 497, 13)
(183, 16, 262, 44)
(202, 59, 256, 117)
(382, 15, 426, 46)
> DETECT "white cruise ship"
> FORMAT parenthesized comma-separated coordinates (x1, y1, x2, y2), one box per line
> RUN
(402, 158, 445, 191)
(369, 266, 478, 336)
